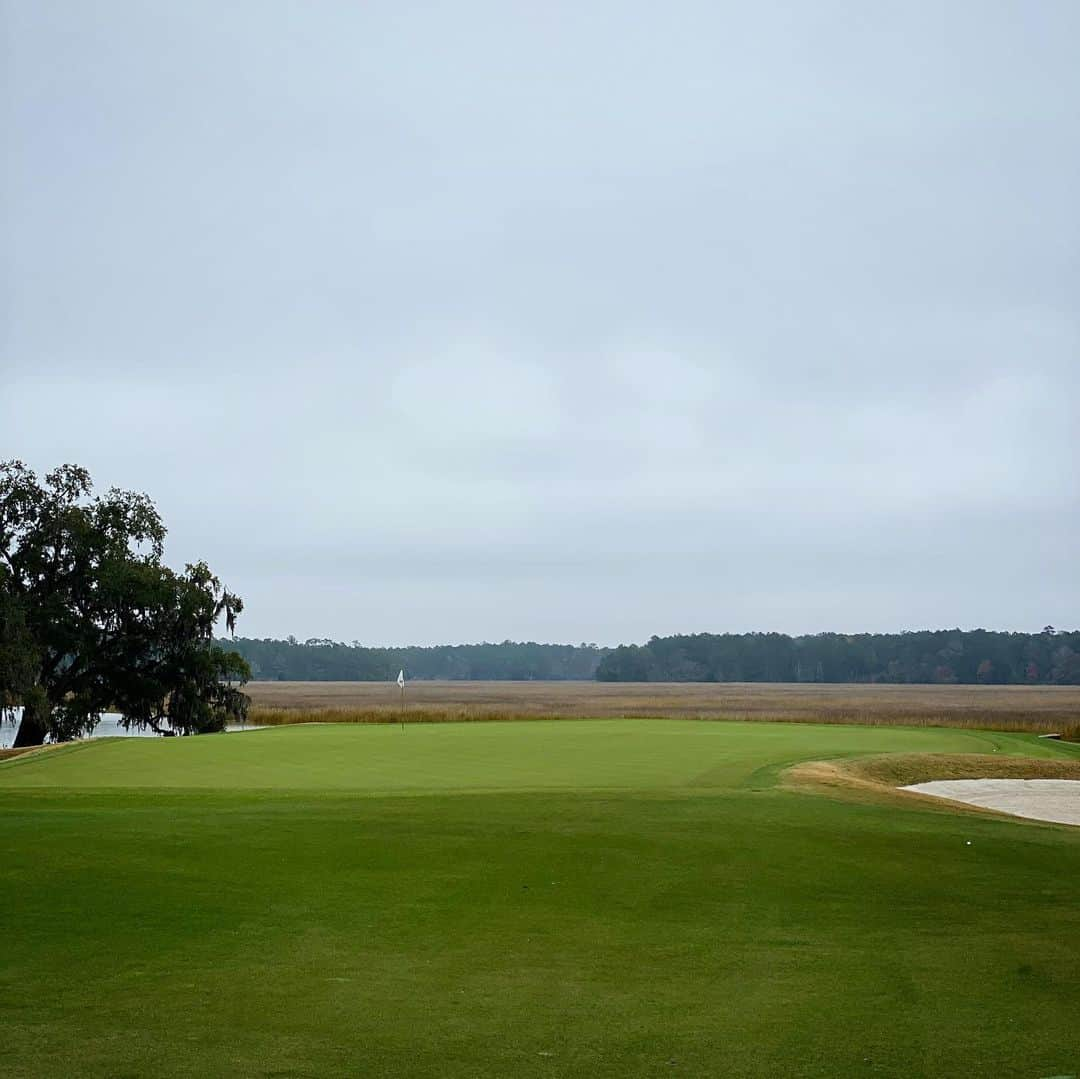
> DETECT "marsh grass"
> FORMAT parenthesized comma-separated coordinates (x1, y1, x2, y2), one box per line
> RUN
(247, 680, 1080, 735)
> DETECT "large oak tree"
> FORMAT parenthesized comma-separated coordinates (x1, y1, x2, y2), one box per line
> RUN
(0, 461, 249, 746)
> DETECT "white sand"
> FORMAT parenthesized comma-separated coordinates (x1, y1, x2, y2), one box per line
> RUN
(902, 779, 1080, 826)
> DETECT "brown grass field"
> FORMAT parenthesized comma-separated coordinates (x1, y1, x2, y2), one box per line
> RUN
(246, 680, 1080, 736)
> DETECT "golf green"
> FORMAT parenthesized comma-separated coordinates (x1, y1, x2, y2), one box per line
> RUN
(1, 721, 1078, 1078)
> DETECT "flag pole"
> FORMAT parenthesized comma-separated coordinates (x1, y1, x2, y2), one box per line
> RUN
(397, 669, 405, 730)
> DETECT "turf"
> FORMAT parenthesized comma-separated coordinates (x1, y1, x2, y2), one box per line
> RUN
(0, 719, 1068, 791)
(1, 721, 1078, 1078)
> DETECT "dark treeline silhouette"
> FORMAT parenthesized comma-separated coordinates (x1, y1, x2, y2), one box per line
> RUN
(221, 628, 1080, 684)
(219, 638, 607, 681)
(596, 628, 1080, 684)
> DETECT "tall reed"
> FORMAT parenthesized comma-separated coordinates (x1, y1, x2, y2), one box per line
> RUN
(249, 704, 1077, 735)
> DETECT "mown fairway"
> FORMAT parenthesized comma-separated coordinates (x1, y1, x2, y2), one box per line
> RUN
(2, 721, 1079, 1078)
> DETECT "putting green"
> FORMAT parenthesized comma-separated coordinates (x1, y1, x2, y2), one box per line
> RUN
(2, 721, 1078, 1079)
(0, 719, 1066, 791)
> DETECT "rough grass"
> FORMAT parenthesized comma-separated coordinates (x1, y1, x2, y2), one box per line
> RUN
(786, 750, 1080, 815)
(0, 743, 67, 762)
(246, 679, 1080, 735)
(851, 752, 1080, 787)
(3, 722, 1079, 1078)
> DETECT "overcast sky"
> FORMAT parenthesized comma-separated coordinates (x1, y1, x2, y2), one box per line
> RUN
(3, 2, 1077, 645)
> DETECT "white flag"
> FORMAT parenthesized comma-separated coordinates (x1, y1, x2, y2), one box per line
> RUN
(397, 669, 405, 689)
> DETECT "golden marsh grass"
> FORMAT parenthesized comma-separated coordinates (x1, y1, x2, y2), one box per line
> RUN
(247, 680, 1080, 736)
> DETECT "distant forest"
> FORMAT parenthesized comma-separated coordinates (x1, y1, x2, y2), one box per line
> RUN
(596, 629, 1080, 685)
(219, 638, 607, 682)
(220, 629, 1080, 684)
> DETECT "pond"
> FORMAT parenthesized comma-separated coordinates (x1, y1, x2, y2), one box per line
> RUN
(0, 708, 259, 749)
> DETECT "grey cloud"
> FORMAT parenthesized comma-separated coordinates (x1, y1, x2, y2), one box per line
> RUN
(3, 1, 1077, 644)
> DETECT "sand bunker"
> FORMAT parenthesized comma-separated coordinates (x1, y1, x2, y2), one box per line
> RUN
(902, 779, 1080, 826)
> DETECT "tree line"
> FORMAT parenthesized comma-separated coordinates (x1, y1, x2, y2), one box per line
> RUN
(217, 628, 1080, 685)
(595, 629, 1080, 684)
(216, 637, 608, 681)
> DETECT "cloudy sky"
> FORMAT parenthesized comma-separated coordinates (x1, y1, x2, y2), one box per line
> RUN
(3, 2, 1077, 645)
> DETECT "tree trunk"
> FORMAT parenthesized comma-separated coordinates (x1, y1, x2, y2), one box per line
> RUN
(13, 697, 48, 747)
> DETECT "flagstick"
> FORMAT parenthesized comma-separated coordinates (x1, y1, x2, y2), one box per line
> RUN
(400, 681, 405, 731)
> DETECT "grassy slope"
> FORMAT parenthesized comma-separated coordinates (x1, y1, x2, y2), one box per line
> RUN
(1, 722, 1078, 1078)
(0, 719, 1068, 791)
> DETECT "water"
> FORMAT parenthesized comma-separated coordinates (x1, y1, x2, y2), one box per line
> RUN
(0, 708, 259, 749)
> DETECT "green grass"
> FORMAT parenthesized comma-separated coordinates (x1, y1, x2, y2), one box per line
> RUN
(1, 719, 1068, 792)
(1, 721, 1079, 1078)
